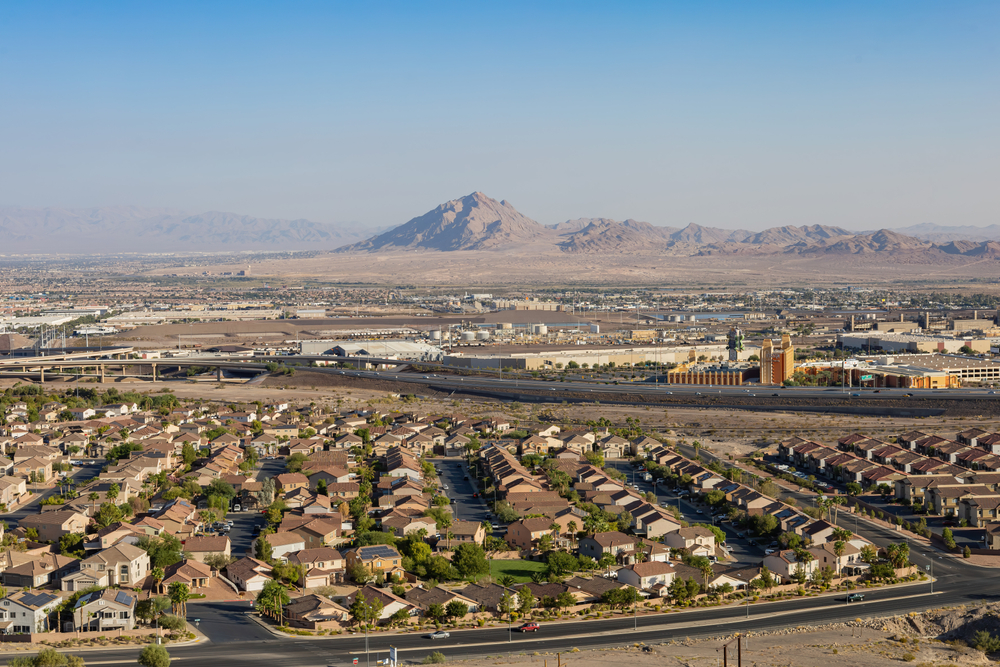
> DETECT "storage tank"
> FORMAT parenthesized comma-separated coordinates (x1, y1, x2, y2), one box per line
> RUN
(460, 331, 477, 342)
(589, 323, 600, 334)
(686, 315, 697, 322)
(476, 330, 490, 341)
(531, 324, 548, 335)
(498, 322, 513, 330)
(428, 330, 442, 341)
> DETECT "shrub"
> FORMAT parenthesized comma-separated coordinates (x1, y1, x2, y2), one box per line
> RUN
(158, 614, 187, 631)
(973, 629, 1000, 654)
(901, 653, 915, 662)
(963, 545, 972, 558)
(422, 652, 447, 664)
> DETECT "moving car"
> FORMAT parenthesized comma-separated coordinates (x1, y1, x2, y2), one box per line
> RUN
(846, 593, 864, 602)
(518, 622, 541, 632)
(429, 631, 450, 640)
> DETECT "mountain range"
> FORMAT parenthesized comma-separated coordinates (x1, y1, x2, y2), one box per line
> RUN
(335, 192, 1000, 258)
(0, 206, 376, 253)
(3, 195, 999, 257)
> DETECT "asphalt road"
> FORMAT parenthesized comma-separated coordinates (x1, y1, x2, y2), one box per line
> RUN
(2, 461, 102, 528)
(13, 576, 984, 667)
(434, 458, 488, 524)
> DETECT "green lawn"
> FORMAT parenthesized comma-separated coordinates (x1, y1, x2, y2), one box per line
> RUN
(489, 559, 547, 583)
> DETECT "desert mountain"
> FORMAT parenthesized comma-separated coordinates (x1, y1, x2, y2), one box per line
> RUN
(797, 229, 932, 255)
(0, 206, 371, 253)
(557, 219, 674, 253)
(742, 224, 853, 245)
(337, 192, 549, 252)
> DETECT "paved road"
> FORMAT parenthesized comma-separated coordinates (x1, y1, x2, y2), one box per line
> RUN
(434, 458, 487, 524)
(2, 461, 102, 528)
(187, 601, 274, 643)
(9, 576, 982, 667)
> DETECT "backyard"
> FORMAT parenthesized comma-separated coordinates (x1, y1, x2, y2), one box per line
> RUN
(490, 559, 548, 583)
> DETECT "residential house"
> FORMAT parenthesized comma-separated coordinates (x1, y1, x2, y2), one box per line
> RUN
(287, 547, 346, 587)
(226, 557, 273, 592)
(63, 543, 149, 591)
(341, 585, 415, 623)
(72, 589, 136, 632)
(617, 561, 676, 595)
(663, 527, 716, 557)
(12, 456, 52, 482)
(183, 536, 232, 564)
(260, 532, 307, 562)
(406, 586, 480, 617)
(345, 545, 403, 574)
(578, 531, 636, 561)
(762, 549, 819, 582)
(0, 590, 64, 634)
(19, 511, 87, 542)
(284, 594, 349, 629)
(505, 518, 557, 550)
(159, 559, 213, 593)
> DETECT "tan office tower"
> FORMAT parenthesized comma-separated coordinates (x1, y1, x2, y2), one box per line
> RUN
(760, 334, 794, 385)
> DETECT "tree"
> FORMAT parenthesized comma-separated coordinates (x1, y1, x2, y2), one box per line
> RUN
(138, 644, 171, 667)
(943, 527, 957, 550)
(151, 567, 165, 590)
(204, 553, 235, 571)
(517, 585, 536, 615)
(833, 541, 846, 573)
(139, 534, 184, 570)
(546, 551, 578, 577)
(136, 597, 171, 626)
(445, 600, 468, 620)
(859, 544, 877, 564)
(255, 532, 275, 564)
(316, 479, 328, 496)
(451, 543, 489, 578)
(94, 502, 124, 528)
(88, 492, 99, 514)
(846, 482, 862, 496)
(350, 591, 384, 629)
(168, 582, 190, 617)
(107, 483, 119, 503)
(498, 591, 517, 624)
(498, 575, 516, 588)
(256, 580, 291, 624)
(426, 603, 445, 622)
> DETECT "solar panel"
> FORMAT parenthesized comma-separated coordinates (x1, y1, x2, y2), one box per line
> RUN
(20, 592, 56, 608)
(361, 545, 397, 558)
(115, 592, 133, 606)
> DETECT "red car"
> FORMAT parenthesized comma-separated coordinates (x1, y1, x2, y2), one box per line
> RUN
(518, 622, 541, 632)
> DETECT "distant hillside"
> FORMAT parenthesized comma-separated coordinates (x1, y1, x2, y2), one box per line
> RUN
(337, 192, 550, 252)
(887, 223, 1000, 243)
(0, 206, 372, 253)
(797, 229, 932, 255)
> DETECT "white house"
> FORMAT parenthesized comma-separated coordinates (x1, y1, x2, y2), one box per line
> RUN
(617, 562, 676, 595)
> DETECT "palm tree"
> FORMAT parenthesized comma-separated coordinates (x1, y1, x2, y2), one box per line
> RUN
(566, 521, 578, 545)
(88, 492, 99, 515)
(833, 541, 846, 575)
(498, 575, 516, 588)
(151, 567, 164, 592)
(168, 582, 190, 617)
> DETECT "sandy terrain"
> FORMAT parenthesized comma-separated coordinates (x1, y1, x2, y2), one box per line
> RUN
(423, 610, 999, 667)
(143, 249, 1000, 289)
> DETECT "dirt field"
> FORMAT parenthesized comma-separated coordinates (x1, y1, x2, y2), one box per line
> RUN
(422, 608, 1000, 667)
(145, 249, 1000, 290)
(14, 369, 1000, 457)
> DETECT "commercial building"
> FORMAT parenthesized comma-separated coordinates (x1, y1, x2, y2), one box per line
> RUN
(761, 334, 794, 385)
(666, 363, 758, 386)
(839, 333, 991, 355)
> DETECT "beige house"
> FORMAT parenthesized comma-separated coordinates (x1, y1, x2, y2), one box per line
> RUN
(19, 510, 87, 542)
(184, 536, 232, 563)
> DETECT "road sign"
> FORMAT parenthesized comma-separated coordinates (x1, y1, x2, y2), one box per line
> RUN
(353, 659, 358, 665)
(860, 375, 873, 381)
(389, 647, 398, 666)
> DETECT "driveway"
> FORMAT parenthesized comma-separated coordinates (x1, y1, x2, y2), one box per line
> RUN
(186, 601, 275, 643)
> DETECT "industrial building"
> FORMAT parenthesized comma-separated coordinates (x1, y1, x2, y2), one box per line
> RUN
(300, 340, 443, 362)
(442, 342, 753, 371)
(839, 333, 992, 354)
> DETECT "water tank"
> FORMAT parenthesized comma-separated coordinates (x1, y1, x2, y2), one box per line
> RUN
(428, 330, 442, 341)
(498, 322, 513, 330)
(686, 315, 697, 322)
(531, 324, 548, 335)
(460, 331, 477, 342)
(476, 330, 490, 341)
(590, 323, 600, 334)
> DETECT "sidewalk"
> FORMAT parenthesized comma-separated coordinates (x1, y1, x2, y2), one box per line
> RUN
(0, 621, 207, 656)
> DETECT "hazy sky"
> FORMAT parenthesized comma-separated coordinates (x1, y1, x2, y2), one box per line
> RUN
(1, 1, 997, 231)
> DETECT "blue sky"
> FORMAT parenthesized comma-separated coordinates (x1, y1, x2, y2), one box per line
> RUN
(0, 1, 997, 230)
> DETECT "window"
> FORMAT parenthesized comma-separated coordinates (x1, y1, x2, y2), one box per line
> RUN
(120, 611, 129, 619)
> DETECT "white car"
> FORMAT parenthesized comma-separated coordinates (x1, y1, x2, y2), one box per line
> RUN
(765, 548, 776, 555)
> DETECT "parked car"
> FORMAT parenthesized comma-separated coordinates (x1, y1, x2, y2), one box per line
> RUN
(518, 622, 541, 632)
(764, 549, 776, 555)
(232, 504, 242, 512)
(429, 631, 450, 640)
